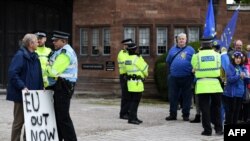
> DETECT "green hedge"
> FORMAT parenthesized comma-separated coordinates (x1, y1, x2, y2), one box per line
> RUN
(154, 41, 200, 101)
(154, 53, 168, 101)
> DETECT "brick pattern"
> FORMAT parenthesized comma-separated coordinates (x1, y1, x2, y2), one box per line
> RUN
(72, 0, 250, 95)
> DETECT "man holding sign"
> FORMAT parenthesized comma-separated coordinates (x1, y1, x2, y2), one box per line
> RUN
(6, 33, 44, 141)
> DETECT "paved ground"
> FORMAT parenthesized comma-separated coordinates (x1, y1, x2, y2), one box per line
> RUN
(0, 94, 224, 141)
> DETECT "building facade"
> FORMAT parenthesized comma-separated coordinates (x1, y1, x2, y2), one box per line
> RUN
(1, 0, 250, 97)
(72, 0, 250, 96)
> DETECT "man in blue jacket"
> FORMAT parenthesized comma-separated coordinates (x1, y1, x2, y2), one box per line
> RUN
(165, 33, 195, 121)
(6, 33, 44, 141)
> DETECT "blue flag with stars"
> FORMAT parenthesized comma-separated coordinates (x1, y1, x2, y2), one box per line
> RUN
(220, 6, 240, 73)
(203, 0, 216, 38)
(220, 6, 240, 49)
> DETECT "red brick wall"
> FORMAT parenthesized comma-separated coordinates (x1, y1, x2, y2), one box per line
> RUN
(72, 0, 250, 95)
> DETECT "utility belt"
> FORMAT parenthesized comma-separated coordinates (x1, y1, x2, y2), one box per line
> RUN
(127, 75, 145, 81)
(55, 77, 76, 95)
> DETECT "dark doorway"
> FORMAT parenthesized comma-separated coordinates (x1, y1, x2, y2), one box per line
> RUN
(0, 0, 73, 88)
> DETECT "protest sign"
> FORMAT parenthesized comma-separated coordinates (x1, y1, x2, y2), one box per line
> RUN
(22, 90, 58, 141)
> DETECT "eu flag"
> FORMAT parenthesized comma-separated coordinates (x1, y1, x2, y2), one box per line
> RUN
(203, 0, 216, 38)
(220, 6, 240, 49)
(220, 6, 240, 73)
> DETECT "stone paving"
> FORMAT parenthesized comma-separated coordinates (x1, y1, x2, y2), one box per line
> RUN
(0, 95, 224, 141)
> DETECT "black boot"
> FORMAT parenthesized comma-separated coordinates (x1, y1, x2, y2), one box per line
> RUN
(190, 114, 201, 123)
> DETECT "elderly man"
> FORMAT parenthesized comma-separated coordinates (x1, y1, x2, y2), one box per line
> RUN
(165, 33, 195, 121)
(6, 33, 43, 141)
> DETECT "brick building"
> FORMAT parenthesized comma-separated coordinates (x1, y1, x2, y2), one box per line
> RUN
(1, 0, 250, 97)
(72, 0, 250, 96)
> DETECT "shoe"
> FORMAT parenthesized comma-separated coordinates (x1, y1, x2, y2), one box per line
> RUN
(183, 117, 189, 121)
(190, 114, 201, 123)
(136, 118, 143, 123)
(216, 130, 224, 136)
(120, 114, 129, 120)
(128, 120, 140, 125)
(165, 116, 177, 121)
(201, 131, 212, 136)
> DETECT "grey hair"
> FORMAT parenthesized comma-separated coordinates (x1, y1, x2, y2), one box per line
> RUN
(22, 33, 37, 47)
(177, 33, 187, 39)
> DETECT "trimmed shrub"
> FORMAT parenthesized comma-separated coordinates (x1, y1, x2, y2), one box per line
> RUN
(154, 53, 168, 101)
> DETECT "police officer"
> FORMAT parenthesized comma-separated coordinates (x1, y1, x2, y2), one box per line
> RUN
(191, 36, 223, 136)
(118, 38, 132, 119)
(35, 31, 52, 87)
(125, 43, 148, 125)
(45, 31, 78, 141)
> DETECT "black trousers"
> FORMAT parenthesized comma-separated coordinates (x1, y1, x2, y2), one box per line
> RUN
(53, 83, 77, 141)
(119, 75, 130, 117)
(199, 94, 222, 133)
(223, 95, 243, 124)
(128, 92, 142, 121)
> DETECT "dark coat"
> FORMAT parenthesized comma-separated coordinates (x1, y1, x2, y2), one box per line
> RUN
(6, 47, 44, 102)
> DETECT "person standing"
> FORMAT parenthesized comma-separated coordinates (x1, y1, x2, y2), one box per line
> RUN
(117, 39, 132, 119)
(6, 33, 44, 141)
(223, 51, 248, 124)
(45, 31, 78, 141)
(125, 43, 148, 125)
(191, 37, 223, 136)
(165, 33, 195, 121)
(35, 31, 52, 87)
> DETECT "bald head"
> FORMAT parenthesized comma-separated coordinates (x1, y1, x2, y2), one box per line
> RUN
(234, 40, 243, 51)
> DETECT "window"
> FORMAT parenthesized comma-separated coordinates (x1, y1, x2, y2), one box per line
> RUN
(103, 28, 110, 55)
(174, 27, 200, 44)
(124, 27, 135, 41)
(92, 29, 99, 55)
(139, 28, 150, 55)
(188, 27, 200, 42)
(174, 28, 185, 44)
(156, 27, 168, 55)
(80, 28, 88, 55)
(123, 26, 150, 56)
(227, 0, 250, 10)
(79, 27, 111, 56)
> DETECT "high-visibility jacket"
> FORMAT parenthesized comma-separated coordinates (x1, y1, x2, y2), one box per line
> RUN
(191, 49, 223, 94)
(125, 54, 148, 92)
(46, 44, 78, 86)
(35, 46, 51, 87)
(117, 49, 128, 75)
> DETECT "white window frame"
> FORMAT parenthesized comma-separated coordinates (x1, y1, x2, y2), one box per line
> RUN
(156, 27, 168, 55)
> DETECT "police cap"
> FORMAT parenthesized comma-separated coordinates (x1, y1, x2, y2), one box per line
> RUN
(127, 43, 137, 50)
(212, 39, 221, 50)
(121, 38, 133, 45)
(35, 31, 46, 37)
(200, 36, 214, 43)
(51, 30, 70, 40)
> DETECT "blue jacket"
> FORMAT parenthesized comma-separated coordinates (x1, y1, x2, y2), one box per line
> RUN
(166, 45, 195, 77)
(223, 64, 247, 98)
(6, 47, 44, 102)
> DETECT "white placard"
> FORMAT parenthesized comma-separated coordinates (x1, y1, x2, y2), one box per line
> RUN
(22, 90, 58, 141)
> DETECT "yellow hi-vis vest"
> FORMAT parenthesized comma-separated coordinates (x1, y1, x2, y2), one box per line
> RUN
(117, 49, 128, 75)
(125, 55, 148, 92)
(191, 50, 223, 94)
(35, 46, 52, 87)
